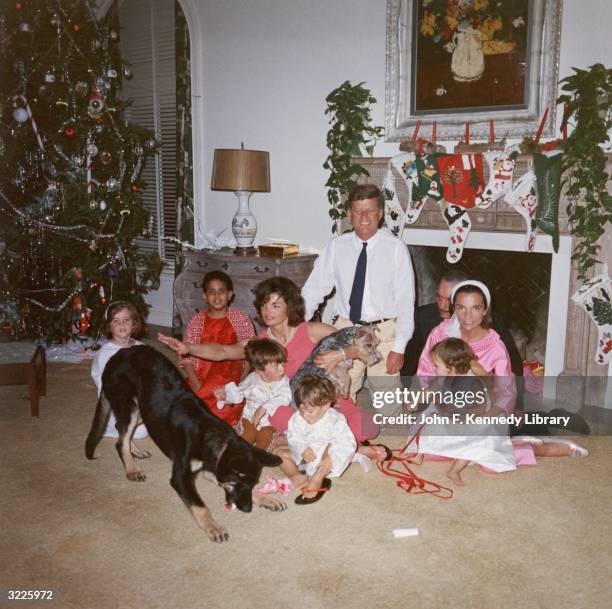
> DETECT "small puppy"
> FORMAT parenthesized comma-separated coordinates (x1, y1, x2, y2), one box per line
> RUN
(85, 345, 285, 543)
(291, 325, 381, 398)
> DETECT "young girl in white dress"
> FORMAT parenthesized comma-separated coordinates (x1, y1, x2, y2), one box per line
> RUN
(91, 302, 148, 439)
(275, 375, 356, 505)
(410, 337, 516, 486)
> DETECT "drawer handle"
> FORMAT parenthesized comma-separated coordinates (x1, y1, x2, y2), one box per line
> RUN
(254, 265, 271, 273)
(476, 215, 485, 224)
(222, 262, 229, 270)
(192, 281, 200, 289)
(196, 260, 208, 268)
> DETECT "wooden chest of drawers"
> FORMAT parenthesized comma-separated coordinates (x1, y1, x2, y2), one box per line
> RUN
(173, 249, 318, 331)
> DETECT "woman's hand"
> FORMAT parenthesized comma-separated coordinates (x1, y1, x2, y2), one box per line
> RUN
(158, 333, 189, 355)
(313, 349, 344, 372)
(212, 385, 226, 401)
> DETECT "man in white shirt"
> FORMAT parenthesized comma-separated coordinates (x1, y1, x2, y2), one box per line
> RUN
(302, 184, 415, 399)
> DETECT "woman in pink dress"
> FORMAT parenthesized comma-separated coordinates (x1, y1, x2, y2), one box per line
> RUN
(159, 277, 389, 461)
(417, 280, 588, 462)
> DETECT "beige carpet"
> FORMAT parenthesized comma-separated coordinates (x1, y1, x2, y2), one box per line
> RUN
(2, 347, 611, 609)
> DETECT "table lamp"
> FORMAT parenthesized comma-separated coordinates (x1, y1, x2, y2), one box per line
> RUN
(210, 144, 270, 255)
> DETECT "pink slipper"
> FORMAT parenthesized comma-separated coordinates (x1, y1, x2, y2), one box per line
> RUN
(255, 476, 294, 495)
(255, 475, 279, 495)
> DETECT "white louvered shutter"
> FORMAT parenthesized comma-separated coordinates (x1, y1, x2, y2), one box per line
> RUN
(119, 0, 177, 264)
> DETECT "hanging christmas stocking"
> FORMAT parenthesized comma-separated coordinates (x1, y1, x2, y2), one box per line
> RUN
(442, 201, 472, 263)
(415, 153, 444, 202)
(383, 154, 409, 237)
(475, 147, 519, 209)
(534, 151, 563, 253)
(503, 170, 539, 252)
(571, 265, 612, 365)
(437, 153, 485, 209)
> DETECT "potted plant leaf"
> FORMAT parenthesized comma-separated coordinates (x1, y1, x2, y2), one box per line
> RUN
(323, 81, 383, 233)
(557, 63, 612, 280)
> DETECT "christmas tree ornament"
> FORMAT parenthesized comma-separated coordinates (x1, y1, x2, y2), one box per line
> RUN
(134, 145, 144, 157)
(13, 107, 29, 123)
(64, 126, 76, 139)
(91, 39, 101, 50)
(75, 80, 88, 95)
(38, 84, 47, 96)
(572, 265, 612, 365)
(534, 151, 562, 253)
(44, 71, 56, 83)
(89, 200, 98, 209)
(100, 151, 112, 165)
(94, 124, 104, 133)
(146, 139, 157, 150)
(19, 22, 33, 32)
(106, 68, 117, 78)
(50, 13, 59, 26)
(105, 178, 119, 192)
(130, 183, 138, 192)
(73, 24, 81, 32)
(123, 67, 132, 79)
(99, 200, 107, 211)
(72, 154, 85, 166)
(15, 2, 23, 9)
(109, 29, 118, 40)
(86, 142, 98, 156)
(87, 96, 105, 118)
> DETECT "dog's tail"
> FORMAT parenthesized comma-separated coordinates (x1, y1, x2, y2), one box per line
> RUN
(85, 392, 112, 459)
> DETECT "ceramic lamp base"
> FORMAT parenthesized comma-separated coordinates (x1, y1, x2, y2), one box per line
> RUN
(231, 190, 257, 249)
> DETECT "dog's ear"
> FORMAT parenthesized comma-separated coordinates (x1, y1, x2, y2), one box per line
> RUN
(251, 446, 282, 467)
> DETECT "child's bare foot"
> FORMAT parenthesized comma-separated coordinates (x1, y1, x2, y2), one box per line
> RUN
(358, 443, 392, 462)
(446, 470, 464, 486)
(290, 473, 308, 489)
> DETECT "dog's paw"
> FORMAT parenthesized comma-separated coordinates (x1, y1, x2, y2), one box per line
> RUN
(126, 470, 147, 482)
(205, 522, 229, 543)
(255, 495, 288, 512)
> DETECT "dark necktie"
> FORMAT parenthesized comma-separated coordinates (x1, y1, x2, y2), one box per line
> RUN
(349, 242, 367, 323)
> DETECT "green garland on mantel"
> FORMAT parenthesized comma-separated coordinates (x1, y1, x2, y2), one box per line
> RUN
(323, 81, 383, 233)
(558, 63, 612, 281)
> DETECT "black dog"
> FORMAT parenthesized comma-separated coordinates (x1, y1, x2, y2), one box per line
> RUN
(85, 345, 285, 542)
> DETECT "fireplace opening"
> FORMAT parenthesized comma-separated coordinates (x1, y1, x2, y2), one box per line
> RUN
(408, 245, 552, 364)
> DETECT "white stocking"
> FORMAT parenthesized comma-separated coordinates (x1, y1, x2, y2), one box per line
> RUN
(571, 265, 612, 365)
(383, 153, 422, 237)
(475, 148, 519, 209)
(442, 201, 472, 263)
(503, 170, 539, 252)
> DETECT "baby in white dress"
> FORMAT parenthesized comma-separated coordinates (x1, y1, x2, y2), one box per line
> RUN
(276, 375, 356, 505)
(214, 339, 292, 449)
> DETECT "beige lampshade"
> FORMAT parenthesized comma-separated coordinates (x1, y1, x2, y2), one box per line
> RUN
(211, 148, 271, 192)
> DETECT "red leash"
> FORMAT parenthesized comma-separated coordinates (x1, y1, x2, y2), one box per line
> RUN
(376, 427, 454, 500)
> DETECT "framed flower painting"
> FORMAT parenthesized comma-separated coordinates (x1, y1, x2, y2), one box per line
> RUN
(385, 0, 563, 140)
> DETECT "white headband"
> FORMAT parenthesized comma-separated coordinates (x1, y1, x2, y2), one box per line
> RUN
(450, 280, 491, 309)
(451, 279, 491, 309)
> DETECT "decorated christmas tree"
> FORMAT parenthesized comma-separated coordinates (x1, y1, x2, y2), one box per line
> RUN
(0, 0, 163, 343)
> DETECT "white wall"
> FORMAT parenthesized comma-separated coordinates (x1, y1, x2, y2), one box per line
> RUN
(146, 0, 612, 324)
(197, 0, 612, 251)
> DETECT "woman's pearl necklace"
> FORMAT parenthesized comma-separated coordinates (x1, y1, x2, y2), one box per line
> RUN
(267, 325, 296, 346)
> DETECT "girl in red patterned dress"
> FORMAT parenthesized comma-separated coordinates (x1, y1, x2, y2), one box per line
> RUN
(179, 271, 255, 425)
